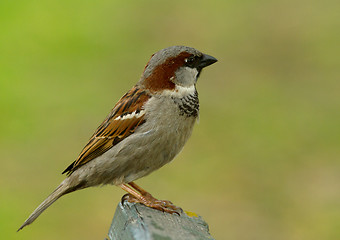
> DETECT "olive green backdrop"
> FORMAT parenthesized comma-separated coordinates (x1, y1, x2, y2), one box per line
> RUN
(1, 0, 339, 239)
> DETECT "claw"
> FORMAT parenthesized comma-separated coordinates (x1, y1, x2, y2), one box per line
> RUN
(120, 193, 182, 215)
(120, 182, 183, 215)
(121, 193, 131, 205)
(173, 211, 181, 216)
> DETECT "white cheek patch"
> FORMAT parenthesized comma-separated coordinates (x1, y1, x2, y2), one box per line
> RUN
(162, 85, 196, 98)
(114, 110, 145, 121)
(171, 66, 199, 88)
(184, 67, 199, 79)
(175, 85, 196, 95)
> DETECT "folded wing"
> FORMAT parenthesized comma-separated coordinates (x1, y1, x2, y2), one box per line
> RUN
(62, 86, 150, 175)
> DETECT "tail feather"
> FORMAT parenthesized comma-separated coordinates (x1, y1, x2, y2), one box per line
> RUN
(17, 182, 66, 231)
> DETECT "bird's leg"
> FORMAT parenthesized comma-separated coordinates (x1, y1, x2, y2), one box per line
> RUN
(128, 182, 149, 196)
(120, 182, 182, 215)
(128, 182, 179, 210)
(129, 182, 176, 208)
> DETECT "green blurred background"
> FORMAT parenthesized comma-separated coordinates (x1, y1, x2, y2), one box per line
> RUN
(1, 0, 339, 239)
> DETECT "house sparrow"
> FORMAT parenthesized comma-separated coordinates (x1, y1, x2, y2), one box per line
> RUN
(18, 46, 217, 231)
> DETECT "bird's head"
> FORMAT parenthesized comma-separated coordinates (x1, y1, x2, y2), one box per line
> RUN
(139, 46, 217, 93)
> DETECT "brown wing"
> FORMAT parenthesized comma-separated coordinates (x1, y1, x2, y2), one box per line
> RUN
(62, 86, 150, 175)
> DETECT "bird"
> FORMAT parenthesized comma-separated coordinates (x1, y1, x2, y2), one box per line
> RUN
(18, 45, 217, 231)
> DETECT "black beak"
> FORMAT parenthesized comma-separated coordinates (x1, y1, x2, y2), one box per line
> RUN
(198, 54, 218, 69)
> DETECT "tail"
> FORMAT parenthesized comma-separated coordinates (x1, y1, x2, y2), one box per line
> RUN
(17, 182, 67, 231)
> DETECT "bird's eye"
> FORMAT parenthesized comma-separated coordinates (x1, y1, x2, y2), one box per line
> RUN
(185, 56, 195, 64)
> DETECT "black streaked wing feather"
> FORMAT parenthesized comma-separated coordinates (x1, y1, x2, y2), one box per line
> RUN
(62, 87, 150, 175)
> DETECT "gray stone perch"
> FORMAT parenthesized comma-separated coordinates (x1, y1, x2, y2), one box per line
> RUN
(107, 202, 215, 240)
